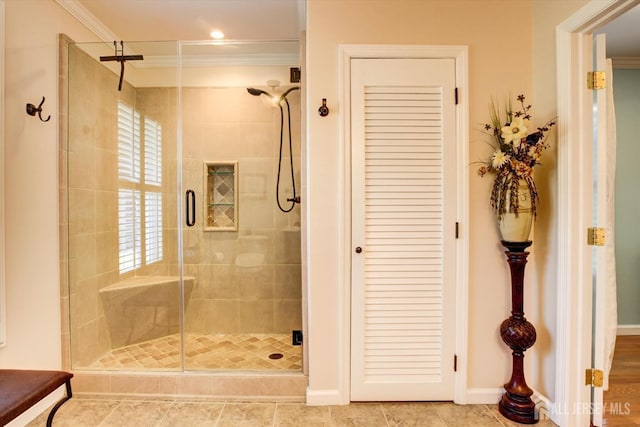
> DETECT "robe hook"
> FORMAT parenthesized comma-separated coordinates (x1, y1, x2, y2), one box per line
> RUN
(318, 98, 329, 117)
(26, 97, 51, 122)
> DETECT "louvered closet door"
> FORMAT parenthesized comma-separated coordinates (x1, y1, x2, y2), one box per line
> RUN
(350, 58, 456, 401)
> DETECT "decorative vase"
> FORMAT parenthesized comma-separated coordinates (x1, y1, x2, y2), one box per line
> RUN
(498, 179, 533, 242)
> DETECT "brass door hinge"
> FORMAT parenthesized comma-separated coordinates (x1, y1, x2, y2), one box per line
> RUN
(587, 71, 606, 90)
(585, 368, 603, 387)
(587, 227, 606, 246)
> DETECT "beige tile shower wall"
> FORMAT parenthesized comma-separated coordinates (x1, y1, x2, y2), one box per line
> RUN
(67, 48, 178, 366)
(68, 43, 124, 366)
(136, 87, 179, 279)
(181, 87, 302, 335)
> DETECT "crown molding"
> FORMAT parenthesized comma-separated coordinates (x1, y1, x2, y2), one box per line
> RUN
(141, 53, 299, 68)
(54, 0, 119, 42)
(611, 57, 640, 69)
(54, 1, 300, 68)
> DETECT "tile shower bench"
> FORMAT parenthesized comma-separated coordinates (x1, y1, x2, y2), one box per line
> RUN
(0, 370, 73, 427)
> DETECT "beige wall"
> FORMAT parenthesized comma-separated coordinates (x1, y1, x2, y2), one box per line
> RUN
(306, 0, 530, 398)
(304, 0, 585, 401)
(530, 0, 589, 400)
(0, 0, 101, 368)
(0, 0, 103, 423)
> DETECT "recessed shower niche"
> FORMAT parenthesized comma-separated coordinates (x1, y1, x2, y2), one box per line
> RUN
(204, 161, 238, 231)
(64, 39, 303, 374)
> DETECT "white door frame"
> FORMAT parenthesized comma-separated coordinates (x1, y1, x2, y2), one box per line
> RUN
(555, 1, 640, 426)
(338, 44, 469, 404)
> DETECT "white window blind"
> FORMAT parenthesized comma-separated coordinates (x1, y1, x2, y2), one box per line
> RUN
(145, 192, 163, 264)
(144, 117, 162, 186)
(117, 101, 163, 273)
(118, 189, 141, 273)
(118, 102, 140, 182)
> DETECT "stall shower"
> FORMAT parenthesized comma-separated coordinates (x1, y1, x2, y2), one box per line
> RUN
(65, 39, 303, 373)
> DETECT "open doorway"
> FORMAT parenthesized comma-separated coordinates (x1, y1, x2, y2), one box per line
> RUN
(595, 8, 640, 424)
(556, 2, 640, 426)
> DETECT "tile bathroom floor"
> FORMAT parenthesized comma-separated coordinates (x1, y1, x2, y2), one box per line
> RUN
(56, 336, 560, 426)
(88, 333, 302, 371)
(27, 400, 559, 427)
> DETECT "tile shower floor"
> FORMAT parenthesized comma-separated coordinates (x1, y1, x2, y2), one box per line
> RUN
(88, 333, 302, 371)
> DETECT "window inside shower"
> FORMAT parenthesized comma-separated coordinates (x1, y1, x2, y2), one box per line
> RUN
(65, 39, 303, 372)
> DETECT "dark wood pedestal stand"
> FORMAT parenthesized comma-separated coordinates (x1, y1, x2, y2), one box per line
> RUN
(498, 240, 538, 424)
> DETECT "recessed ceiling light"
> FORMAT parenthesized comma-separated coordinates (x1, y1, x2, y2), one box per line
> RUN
(210, 30, 225, 40)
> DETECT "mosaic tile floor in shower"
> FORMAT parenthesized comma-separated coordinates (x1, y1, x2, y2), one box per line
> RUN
(89, 333, 302, 371)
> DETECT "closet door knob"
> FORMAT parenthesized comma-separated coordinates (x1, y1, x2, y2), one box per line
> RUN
(355, 247, 362, 254)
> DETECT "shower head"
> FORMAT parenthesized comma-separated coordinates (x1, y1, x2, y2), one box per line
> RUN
(281, 86, 300, 98)
(247, 86, 300, 107)
(247, 88, 272, 97)
(247, 86, 299, 100)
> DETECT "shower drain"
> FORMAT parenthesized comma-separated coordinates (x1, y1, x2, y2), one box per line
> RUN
(268, 353, 284, 360)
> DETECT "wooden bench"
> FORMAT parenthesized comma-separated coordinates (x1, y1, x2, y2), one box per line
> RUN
(0, 370, 73, 427)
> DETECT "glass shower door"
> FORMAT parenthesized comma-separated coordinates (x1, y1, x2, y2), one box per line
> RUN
(179, 41, 304, 372)
(66, 38, 303, 373)
(66, 40, 182, 371)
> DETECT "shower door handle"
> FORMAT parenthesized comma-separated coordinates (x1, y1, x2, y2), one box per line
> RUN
(186, 189, 196, 227)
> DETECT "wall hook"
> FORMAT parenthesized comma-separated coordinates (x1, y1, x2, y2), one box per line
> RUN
(318, 98, 329, 117)
(26, 97, 51, 122)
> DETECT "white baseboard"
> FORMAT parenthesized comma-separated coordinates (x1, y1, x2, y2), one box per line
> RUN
(465, 388, 552, 422)
(305, 388, 345, 406)
(532, 389, 552, 421)
(617, 325, 640, 336)
(307, 386, 554, 414)
(465, 388, 502, 404)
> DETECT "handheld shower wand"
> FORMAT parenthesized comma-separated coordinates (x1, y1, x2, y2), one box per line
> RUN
(247, 86, 300, 213)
